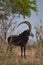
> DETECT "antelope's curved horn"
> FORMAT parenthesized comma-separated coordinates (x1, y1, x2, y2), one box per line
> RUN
(17, 21, 31, 32)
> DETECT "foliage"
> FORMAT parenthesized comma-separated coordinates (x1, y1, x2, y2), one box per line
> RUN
(0, 0, 38, 41)
(2, 0, 38, 17)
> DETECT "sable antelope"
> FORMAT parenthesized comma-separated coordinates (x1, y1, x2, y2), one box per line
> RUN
(7, 21, 34, 58)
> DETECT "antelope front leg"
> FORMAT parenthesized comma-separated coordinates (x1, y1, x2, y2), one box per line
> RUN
(21, 46, 23, 58)
(24, 46, 26, 59)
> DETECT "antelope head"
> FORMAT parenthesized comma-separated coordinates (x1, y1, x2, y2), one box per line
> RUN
(17, 21, 34, 37)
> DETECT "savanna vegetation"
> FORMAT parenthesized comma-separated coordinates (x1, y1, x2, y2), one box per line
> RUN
(0, 39, 43, 65)
(0, 0, 43, 65)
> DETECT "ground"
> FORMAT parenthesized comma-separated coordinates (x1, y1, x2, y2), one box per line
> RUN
(0, 41, 43, 65)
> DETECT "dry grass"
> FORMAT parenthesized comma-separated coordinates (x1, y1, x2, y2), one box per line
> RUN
(0, 40, 43, 65)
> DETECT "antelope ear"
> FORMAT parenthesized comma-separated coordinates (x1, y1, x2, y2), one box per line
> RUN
(27, 29, 28, 32)
(30, 32, 34, 37)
